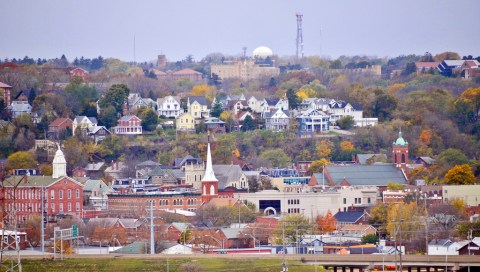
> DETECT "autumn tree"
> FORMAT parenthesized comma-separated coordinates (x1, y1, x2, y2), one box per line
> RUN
(191, 84, 215, 101)
(386, 202, 426, 241)
(316, 139, 333, 159)
(307, 158, 330, 175)
(6, 151, 38, 170)
(369, 203, 389, 238)
(460, 87, 480, 121)
(212, 134, 236, 164)
(316, 210, 336, 234)
(444, 164, 476, 185)
(274, 214, 312, 245)
(337, 116, 355, 130)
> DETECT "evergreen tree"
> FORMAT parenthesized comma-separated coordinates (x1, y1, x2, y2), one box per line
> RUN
(210, 100, 223, 118)
(286, 89, 300, 110)
(28, 89, 37, 105)
(241, 115, 255, 131)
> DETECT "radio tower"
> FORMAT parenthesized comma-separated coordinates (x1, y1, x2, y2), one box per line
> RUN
(296, 13, 304, 59)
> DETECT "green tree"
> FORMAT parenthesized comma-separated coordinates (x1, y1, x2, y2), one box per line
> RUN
(98, 106, 118, 129)
(444, 164, 476, 185)
(361, 234, 379, 244)
(337, 115, 355, 130)
(259, 148, 291, 168)
(98, 135, 127, 161)
(6, 151, 38, 170)
(329, 59, 343, 69)
(64, 80, 99, 115)
(371, 93, 398, 121)
(28, 89, 37, 105)
(437, 148, 469, 168)
(98, 84, 130, 114)
(402, 62, 417, 76)
(241, 115, 255, 131)
(210, 100, 223, 118)
(212, 134, 236, 164)
(138, 107, 159, 131)
(274, 214, 312, 245)
(286, 89, 300, 110)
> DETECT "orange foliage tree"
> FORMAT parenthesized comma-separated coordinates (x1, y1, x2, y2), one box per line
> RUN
(316, 210, 336, 234)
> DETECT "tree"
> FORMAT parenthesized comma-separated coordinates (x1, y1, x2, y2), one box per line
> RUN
(386, 202, 426, 241)
(307, 158, 330, 175)
(212, 134, 236, 164)
(361, 234, 379, 244)
(387, 181, 405, 191)
(444, 164, 476, 185)
(437, 148, 469, 168)
(219, 111, 235, 132)
(402, 62, 417, 76)
(98, 106, 118, 129)
(371, 93, 398, 121)
(64, 80, 99, 115)
(340, 141, 354, 151)
(210, 100, 223, 118)
(285, 89, 300, 110)
(434, 51, 461, 62)
(274, 215, 312, 245)
(337, 116, 355, 130)
(259, 148, 291, 168)
(316, 139, 333, 159)
(28, 88, 37, 105)
(6, 151, 38, 170)
(138, 107, 158, 131)
(241, 115, 255, 131)
(316, 210, 336, 234)
(329, 59, 343, 69)
(460, 87, 480, 121)
(369, 203, 389, 238)
(98, 84, 130, 114)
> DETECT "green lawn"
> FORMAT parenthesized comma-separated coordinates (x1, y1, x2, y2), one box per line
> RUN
(15, 257, 326, 272)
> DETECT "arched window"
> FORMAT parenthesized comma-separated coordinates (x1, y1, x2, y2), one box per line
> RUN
(203, 185, 207, 195)
(210, 185, 215, 195)
(394, 154, 397, 163)
(401, 154, 406, 163)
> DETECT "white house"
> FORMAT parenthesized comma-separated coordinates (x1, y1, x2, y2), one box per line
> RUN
(157, 95, 183, 118)
(264, 108, 290, 131)
(9, 101, 32, 118)
(73, 116, 98, 135)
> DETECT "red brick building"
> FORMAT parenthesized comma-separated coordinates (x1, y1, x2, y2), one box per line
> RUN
(1, 175, 84, 223)
(48, 117, 73, 139)
(0, 81, 12, 107)
(69, 67, 89, 81)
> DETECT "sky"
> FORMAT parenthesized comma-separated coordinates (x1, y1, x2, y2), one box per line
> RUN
(1, 0, 479, 63)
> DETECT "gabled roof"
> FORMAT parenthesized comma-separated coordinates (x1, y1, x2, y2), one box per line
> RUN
(188, 96, 208, 106)
(170, 222, 193, 232)
(119, 218, 144, 229)
(264, 108, 290, 119)
(325, 164, 406, 186)
(86, 217, 120, 228)
(157, 95, 181, 106)
(415, 62, 440, 69)
(49, 117, 72, 127)
(204, 117, 225, 124)
(75, 116, 97, 124)
(149, 168, 185, 179)
(136, 160, 161, 168)
(174, 155, 202, 167)
(3, 175, 83, 188)
(220, 228, 244, 239)
(442, 60, 464, 67)
(333, 211, 368, 224)
(356, 154, 387, 165)
(10, 101, 31, 112)
(117, 115, 141, 122)
(212, 164, 244, 188)
(417, 156, 435, 165)
(0, 82, 12, 88)
(173, 68, 202, 75)
(428, 239, 452, 246)
(83, 179, 103, 191)
(264, 97, 280, 106)
(87, 126, 111, 134)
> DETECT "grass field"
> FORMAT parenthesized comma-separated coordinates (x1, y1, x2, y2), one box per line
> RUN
(8, 257, 326, 272)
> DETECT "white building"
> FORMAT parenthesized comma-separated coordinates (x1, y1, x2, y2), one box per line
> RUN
(157, 95, 183, 118)
(235, 186, 378, 219)
(73, 116, 98, 135)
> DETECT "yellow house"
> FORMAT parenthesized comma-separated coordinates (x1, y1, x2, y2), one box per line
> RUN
(187, 96, 209, 119)
(176, 112, 196, 132)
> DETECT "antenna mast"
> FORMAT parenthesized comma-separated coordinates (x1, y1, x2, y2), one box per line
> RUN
(296, 13, 304, 59)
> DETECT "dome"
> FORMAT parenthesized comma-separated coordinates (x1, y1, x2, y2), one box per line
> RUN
(252, 46, 273, 59)
(393, 131, 408, 146)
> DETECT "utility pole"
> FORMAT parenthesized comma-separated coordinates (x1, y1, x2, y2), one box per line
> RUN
(150, 200, 154, 254)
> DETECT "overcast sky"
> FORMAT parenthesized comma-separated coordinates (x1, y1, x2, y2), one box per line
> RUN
(1, 0, 479, 63)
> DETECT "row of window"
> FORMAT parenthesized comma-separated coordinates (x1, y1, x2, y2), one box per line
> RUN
(287, 199, 300, 205)
(51, 202, 81, 213)
(50, 189, 80, 200)
(156, 198, 198, 206)
(287, 208, 301, 214)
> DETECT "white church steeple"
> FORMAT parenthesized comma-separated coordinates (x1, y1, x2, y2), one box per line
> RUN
(52, 144, 67, 178)
(201, 138, 218, 182)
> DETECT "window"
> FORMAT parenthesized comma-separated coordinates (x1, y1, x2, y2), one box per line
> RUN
(68, 189, 72, 199)
(68, 203, 72, 212)
(51, 203, 55, 212)
(76, 189, 80, 198)
(59, 190, 63, 199)
(76, 202, 80, 211)
(59, 204, 63, 212)
(50, 190, 55, 200)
